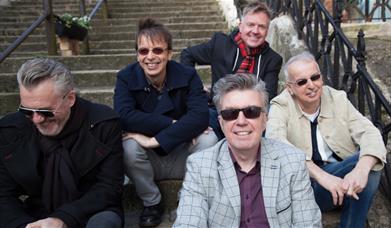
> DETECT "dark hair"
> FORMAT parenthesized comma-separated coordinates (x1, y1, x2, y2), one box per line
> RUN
(135, 18, 172, 51)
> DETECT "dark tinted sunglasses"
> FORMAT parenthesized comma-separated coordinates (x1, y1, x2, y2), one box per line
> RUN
(290, 73, 321, 87)
(137, 47, 167, 55)
(220, 106, 264, 121)
(18, 106, 55, 118)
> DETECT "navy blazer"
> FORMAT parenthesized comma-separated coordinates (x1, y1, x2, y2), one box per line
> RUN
(114, 60, 209, 153)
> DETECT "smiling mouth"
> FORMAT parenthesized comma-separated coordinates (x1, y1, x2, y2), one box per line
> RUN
(234, 131, 251, 136)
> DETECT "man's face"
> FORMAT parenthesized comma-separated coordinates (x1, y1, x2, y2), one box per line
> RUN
(219, 89, 266, 154)
(239, 11, 270, 48)
(137, 35, 172, 81)
(286, 60, 323, 112)
(19, 79, 75, 136)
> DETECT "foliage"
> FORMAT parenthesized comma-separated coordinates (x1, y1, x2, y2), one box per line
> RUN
(59, 13, 91, 30)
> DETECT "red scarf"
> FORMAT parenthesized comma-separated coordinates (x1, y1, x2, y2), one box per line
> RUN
(234, 32, 265, 73)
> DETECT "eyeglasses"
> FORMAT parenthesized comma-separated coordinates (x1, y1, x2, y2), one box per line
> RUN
(137, 47, 167, 56)
(18, 91, 69, 118)
(220, 106, 264, 121)
(288, 73, 322, 87)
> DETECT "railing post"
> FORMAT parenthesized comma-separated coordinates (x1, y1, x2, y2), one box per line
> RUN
(102, 0, 110, 20)
(356, 29, 366, 114)
(79, 0, 90, 54)
(43, 0, 57, 55)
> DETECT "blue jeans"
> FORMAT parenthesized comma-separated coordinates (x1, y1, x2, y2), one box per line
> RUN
(311, 153, 381, 228)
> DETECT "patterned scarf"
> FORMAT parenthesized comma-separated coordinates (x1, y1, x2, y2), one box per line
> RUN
(234, 32, 265, 73)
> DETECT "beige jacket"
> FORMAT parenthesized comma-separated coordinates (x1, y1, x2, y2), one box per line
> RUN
(266, 86, 386, 170)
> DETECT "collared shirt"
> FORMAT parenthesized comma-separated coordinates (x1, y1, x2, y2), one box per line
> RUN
(230, 151, 270, 228)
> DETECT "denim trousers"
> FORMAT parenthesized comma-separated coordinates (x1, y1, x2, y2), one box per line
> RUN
(311, 153, 381, 228)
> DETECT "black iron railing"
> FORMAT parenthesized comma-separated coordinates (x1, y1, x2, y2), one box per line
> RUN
(265, 0, 391, 202)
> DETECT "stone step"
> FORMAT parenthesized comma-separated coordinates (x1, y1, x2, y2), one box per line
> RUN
(0, 15, 226, 29)
(0, 65, 212, 116)
(1, 37, 210, 53)
(0, 29, 217, 44)
(1, 5, 220, 15)
(0, 65, 211, 92)
(0, 13, 223, 23)
(1, 22, 227, 36)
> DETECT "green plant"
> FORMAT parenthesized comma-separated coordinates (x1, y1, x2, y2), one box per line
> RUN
(59, 13, 91, 30)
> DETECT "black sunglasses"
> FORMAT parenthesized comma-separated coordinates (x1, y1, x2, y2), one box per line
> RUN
(18, 91, 70, 118)
(137, 47, 167, 56)
(290, 73, 321, 87)
(220, 106, 264, 121)
(18, 107, 56, 118)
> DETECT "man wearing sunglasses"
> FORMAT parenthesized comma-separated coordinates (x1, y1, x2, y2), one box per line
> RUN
(180, 2, 282, 140)
(0, 58, 124, 228)
(266, 52, 386, 228)
(174, 73, 321, 227)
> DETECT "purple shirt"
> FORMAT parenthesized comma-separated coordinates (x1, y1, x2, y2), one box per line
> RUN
(230, 152, 270, 228)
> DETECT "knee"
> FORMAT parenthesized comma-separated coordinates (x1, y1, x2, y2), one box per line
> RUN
(122, 139, 147, 164)
(86, 211, 122, 228)
(193, 131, 218, 151)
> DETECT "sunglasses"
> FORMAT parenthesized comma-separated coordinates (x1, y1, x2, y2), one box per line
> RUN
(18, 91, 70, 118)
(18, 107, 56, 118)
(220, 106, 264, 121)
(137, 47, 167, 56)
(289, 73, 322, 87)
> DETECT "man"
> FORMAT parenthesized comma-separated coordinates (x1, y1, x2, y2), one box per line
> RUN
(174, 74, 321, 227)
(114, 18, 217, 227)
(266, 52, 387, 228)
(0, 58, 124, 228)
(181, 1, 282, 139)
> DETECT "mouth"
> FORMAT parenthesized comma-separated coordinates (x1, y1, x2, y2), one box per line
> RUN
(146, 62, 160, 70)
(306, 90, 318, 98)
(234, 130, 252, 136)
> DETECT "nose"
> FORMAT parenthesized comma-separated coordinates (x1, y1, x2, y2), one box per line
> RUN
(306, 78, 316, 88)
(31, 112, 46, 124)
(146, 50, 155, 59)
(236, 111, 247, 124)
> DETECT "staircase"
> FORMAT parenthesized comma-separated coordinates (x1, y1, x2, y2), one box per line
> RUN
(0, 0, 228, 117)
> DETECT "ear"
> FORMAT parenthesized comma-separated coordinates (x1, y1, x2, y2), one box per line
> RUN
(66, 90, 77, 107)
(168, 50, 173, 60)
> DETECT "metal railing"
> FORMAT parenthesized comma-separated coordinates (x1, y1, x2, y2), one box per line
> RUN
(0, 0, 110, 63)
(265, 0, 391, 202)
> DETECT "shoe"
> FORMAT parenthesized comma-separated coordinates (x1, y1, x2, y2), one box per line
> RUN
(139, 202, 164, 227)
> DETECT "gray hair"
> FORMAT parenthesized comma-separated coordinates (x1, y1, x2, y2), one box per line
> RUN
(17, 58, 74, 94)
(283, 51, 320, 81)
(212, 73, 269, 112)
(241, 1, 272, 21)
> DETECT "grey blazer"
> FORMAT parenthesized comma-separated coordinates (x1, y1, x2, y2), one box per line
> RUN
(174, 138, 322, 228)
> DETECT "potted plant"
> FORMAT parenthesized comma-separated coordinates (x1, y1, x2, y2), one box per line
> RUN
(55, 13, 91, 41)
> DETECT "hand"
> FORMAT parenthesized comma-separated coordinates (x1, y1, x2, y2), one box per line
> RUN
(122, 132, 159, 148)
(342, 155, 378, 200)
(26, 218, 67, 228)
(318, 173, 346, 206)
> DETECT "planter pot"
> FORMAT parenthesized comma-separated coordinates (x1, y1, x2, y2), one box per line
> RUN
(55, 19, 87, 41)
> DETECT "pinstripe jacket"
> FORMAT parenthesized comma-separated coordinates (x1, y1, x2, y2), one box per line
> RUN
(174, 138, 321, 228)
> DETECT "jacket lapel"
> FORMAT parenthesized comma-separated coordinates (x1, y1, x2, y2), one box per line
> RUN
(260, 139, 280, 227)
(217, 142, 241, 220)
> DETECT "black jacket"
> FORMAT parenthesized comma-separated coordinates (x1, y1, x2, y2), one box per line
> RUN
(180, 30, 283, 100)
(0, 97, 124, 228)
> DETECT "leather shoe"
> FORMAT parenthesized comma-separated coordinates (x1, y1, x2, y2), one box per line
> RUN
(139, 202, 164, 227)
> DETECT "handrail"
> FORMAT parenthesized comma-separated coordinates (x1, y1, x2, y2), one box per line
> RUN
(0, 14, 47, 63)
(87, 0, 110, 20)
(0, 0, 57, 63)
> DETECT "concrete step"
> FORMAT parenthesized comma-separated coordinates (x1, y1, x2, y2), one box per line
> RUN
(0, 65, 212, 116)
(0, 66, 211, 93)
(0, 29, 219, 43)
(1, 37, 211, 53)
(1, 22, 227, 37)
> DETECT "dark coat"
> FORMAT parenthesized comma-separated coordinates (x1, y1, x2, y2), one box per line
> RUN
(114, 60, 209, 154)
(0, 97, 124, 228)
(180, 30, 283, 100)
